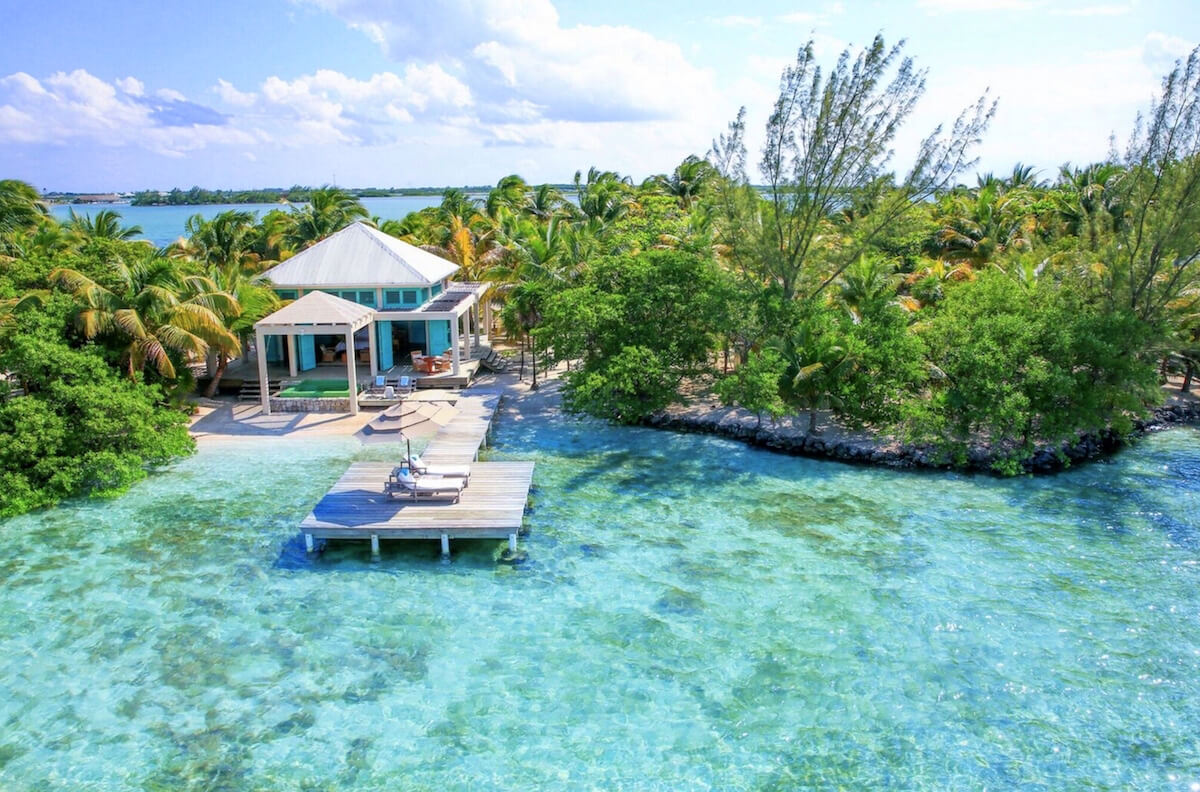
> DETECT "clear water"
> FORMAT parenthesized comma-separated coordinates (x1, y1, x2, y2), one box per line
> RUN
(2, 414, 1199, 790)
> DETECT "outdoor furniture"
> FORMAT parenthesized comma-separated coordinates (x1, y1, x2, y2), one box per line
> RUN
(384, 467, 464, 502)
(319, 345, 335, 363)
(412, 351, 435, 374)
(407, 453, 470, 484)
(386, 375, 414, 396)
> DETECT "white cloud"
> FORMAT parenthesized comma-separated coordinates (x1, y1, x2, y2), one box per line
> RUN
(1143, 32, 1196, 71)
(115, 76, 144, 96)
(304, 0, 718, 125)
(0, 69, 253, 156)
(214, 78, 256, 107)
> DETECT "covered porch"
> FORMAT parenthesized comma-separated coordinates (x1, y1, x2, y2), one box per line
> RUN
(253, 291, 376, 416)
(250, 285, 492, 414)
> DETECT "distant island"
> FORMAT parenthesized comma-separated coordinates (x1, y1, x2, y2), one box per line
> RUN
(39, 185, 566, 206)
(126, 185, 505, 206)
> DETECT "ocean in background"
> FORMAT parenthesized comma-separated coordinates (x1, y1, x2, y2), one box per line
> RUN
(49, 195, 457, 247)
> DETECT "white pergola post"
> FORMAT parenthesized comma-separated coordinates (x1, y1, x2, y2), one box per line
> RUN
(255, 326, 271, 415)
(287, 332, 298, 378)
(345, 328, 359, 415)
(472, 300, 481, 347)
(462, 312, 472, 361)
(367, 322, 378, 377)
(450, 316, 461, 376)
(484, 300, 492, 340)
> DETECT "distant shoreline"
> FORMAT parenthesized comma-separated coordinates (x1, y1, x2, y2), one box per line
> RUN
(42, 185, 574, 207)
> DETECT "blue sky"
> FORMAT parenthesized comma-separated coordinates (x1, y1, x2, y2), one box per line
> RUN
(1, 0, 1196, 191)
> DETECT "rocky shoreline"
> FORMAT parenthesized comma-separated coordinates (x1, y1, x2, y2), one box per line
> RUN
(640, 399, 1200, 475)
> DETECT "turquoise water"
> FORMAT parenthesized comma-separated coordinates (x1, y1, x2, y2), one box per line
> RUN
(2, 414, 1199, 789)
(48, 196, 448, 247)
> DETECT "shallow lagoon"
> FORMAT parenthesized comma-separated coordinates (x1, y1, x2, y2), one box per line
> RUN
(1, 413, 1198, 790)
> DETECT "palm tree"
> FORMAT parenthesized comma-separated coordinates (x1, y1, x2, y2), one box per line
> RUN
(197, 265, 278, 396)
(645, 155, 714, 209)
(171, 210, 280, 395)
(0, 179, 48, 235)
(485, 175, 529, 220)
(1006, 162, 1045, 190)
(574, 167, 634, 226)
(784, 320, 857, 435)
(1054, 162, 1126, 251)
(526, 183, 569, 221)
(501, 280, 549, 388)
(437, 189, 484, 229)
(836, 254, 903, 321)
(63, 208, 143, 241)
(171, 210, 262, 270)
(422, 215, 508, 282)
(51, 252, 238, 379)
(933, 182, 1035, 265)
(284, 187, 368, 250)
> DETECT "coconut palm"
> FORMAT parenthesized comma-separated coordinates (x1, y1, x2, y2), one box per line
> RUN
(527, 183, 570, 221)
(574, 167, 634, 226)
(437, 189, 484, 229)
(485, 175, 530, 220)
(0, 179, 48, 234)
(284, 187, 368, 250)
(171, 210, 262, 271)
(1053, 162, 1126, 250)
(836, 254, 904, 321)
(63, 209, 143, 241)
(783, 319, 857, 434)
(645, 155, 715, 209)
(171, 210, 280, 394)
(423, 215, 508, 283)
(196, 264, 279, 396)
(51, 252, 239, 379)
(933, 183, 1036, 265)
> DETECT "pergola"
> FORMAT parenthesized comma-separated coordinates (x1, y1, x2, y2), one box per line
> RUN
(253, 291, 376, 416)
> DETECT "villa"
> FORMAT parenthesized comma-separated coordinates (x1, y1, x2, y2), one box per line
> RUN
(251, 222, 491, 414)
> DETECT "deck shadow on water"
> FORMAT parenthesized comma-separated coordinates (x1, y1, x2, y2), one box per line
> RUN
(274, 532, 515, 570)
(309, 488, 404, 528)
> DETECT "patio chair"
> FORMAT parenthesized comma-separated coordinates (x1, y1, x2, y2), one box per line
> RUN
(407, 453, 470, 484)
(384, 467, 464, 502)
(411, 352, 434, 374)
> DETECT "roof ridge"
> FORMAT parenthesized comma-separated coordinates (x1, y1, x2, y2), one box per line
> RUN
(356, 223, 428, 282)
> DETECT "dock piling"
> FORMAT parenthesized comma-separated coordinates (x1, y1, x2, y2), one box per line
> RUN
(440, 533, 450, 557)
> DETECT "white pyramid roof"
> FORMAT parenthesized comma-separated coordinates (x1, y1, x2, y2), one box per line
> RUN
(260, 222, 459, 287)
(255, 290, 374, 330)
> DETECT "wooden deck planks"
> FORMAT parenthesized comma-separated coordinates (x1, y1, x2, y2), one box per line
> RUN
(300, 461, 534, 539)
(300, 390, 534, 545)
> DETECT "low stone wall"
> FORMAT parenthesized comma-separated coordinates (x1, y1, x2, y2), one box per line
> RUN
(269, 396, 353, 413)
(641, 400, 1200, 475)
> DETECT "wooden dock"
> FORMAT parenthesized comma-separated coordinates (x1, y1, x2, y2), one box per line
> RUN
(299, 390, 532, 557)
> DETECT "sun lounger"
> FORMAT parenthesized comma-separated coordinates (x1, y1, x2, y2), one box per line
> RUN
(384, 468, 464, 502)
(407, 453, 470, 483)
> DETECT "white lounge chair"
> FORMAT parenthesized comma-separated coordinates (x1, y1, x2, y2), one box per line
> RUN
(407, 453, 470, 483)
(384, 468, 464, 502)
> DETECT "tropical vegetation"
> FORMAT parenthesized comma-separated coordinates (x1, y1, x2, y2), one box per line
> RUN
(1, 35, 1198, 515)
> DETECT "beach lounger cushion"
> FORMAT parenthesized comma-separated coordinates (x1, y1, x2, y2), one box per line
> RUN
(407, 454, 471, 479)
